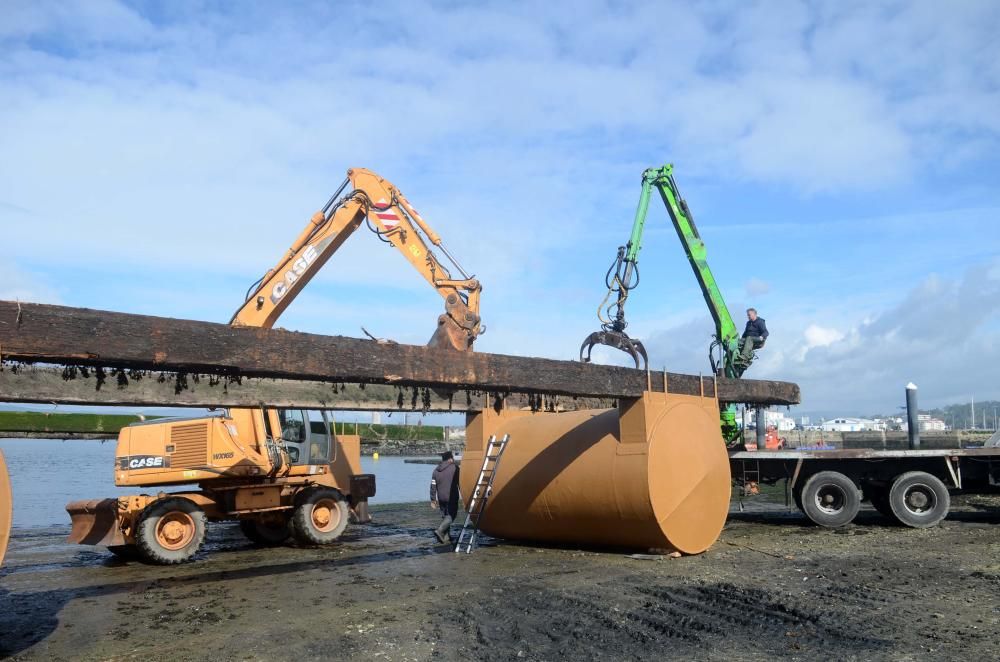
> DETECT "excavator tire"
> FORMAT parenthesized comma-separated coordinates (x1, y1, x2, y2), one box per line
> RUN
(240, 517, 291, 546)
(291, 487, 349, 545)
(107, 544, 140, 559)
(135, 497, 207, 564)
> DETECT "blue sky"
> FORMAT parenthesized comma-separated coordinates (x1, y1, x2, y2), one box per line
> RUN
(1, 0, 999, 418)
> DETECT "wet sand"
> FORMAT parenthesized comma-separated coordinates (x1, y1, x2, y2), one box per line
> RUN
(2, 496, 999, 661)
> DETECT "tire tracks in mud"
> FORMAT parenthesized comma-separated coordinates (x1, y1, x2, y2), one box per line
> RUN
(433, 575, 888, 660)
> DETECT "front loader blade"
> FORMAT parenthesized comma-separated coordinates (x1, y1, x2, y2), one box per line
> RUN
(66, 498, 127, 547)
(579, 330, 649, 370)
(0, 451, 11, 565)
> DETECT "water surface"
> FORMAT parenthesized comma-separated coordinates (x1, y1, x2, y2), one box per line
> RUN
(0, 438, 431, 528)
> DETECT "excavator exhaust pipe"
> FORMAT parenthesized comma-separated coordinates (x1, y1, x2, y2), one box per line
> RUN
(461, 389, 730, 554)
(580, 329, 649, 370)
(0, 450, 12, 565)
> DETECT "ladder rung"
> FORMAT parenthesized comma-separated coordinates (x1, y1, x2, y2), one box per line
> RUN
(455, 434, 509, 554)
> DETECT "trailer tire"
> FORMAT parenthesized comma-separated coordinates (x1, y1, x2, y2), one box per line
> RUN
(291, 488, 349, 545)
(135, 497, 207, 564)
(800, 471, 860, 528)
(868, 489, 899, 522)
(239, 517, 291, 546)
(888, 472, 950, 528)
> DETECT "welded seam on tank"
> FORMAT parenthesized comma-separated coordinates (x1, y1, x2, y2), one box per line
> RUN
(653, 465, 715, 525)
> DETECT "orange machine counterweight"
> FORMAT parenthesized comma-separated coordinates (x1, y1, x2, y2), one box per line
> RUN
(461, 390, 731, 554)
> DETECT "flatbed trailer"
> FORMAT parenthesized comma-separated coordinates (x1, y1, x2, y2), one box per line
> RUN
(729, 447, 1000, 528)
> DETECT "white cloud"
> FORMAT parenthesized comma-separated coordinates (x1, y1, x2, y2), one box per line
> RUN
(0, 1, 998, 413)
(745, 278, 771, 297)
(757, 262, 1000, 412)
(803, 324, 845, 349)
(0, 261, 61, 303)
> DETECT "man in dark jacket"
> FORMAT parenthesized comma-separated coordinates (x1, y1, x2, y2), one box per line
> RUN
(430, 451, 461, 543)
(740, 308, 768, 362)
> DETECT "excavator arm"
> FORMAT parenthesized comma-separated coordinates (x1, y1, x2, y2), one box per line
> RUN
(230, 167, 483, 350)
(581, 164, 751, 442)
(648, 165, 743, 379)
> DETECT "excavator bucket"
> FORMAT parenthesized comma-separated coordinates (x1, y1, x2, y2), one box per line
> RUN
(0, 451, 11, 565)
(579, 329, 649, 370)
(66, 498, 127, 547)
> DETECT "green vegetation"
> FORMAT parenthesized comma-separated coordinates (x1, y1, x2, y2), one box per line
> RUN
(928, 400, 1000, 431)
(0, 411, 159, 434)
(868, 399, 1000, 431)
(0, 411, 447, 440)
(333, 421, 447, 441)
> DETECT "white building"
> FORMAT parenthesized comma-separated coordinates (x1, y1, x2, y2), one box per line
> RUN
(821, 417, 879, 432)
(917, 414, 948, 432)
(746, 409, 796, 431)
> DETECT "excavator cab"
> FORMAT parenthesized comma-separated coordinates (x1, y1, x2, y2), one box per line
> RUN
(277, 409, 334, 465)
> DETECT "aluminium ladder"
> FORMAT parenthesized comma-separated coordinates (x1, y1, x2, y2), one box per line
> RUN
(455, 434, 510, 554)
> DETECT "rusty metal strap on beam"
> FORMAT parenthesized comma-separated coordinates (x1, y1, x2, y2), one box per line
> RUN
(0, 301, 800, 406)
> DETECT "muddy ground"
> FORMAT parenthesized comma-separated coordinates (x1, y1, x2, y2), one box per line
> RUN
(2, 495, 999, 661)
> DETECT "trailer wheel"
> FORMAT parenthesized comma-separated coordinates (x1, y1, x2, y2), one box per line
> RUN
(291, 488, 349, 545)
(239, 517, 291, 546)
(792, 486, 804, 513)
(888, 472, 950, 528)
(800, 471, 860, 528)
(135, 497, 207, 564)
(868, 489, 899, 522)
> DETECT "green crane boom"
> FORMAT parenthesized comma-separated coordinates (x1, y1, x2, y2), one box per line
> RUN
(580, 164, 758, 441)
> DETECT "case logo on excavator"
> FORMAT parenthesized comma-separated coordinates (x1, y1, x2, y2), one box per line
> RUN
(270, 244, 319, 304)
(118, 455, 169, 470)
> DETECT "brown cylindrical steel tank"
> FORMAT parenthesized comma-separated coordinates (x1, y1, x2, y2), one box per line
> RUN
(461, 392, 730, 554)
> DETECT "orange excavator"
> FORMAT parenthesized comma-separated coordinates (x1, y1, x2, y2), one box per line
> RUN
(51, 167, 483, 564)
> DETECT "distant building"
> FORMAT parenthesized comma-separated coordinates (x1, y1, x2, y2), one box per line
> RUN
(868, 418, 890, 431)
(746, 409, 796, 431)
(821, 417, 878, 432)
(917, 414, 948, 432)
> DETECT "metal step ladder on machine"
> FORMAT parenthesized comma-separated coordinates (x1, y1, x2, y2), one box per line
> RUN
(455, 434, 509, 554)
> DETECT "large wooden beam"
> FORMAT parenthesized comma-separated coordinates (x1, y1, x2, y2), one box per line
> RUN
(0, 301, 800, 407)
(0, 365, 618, 411)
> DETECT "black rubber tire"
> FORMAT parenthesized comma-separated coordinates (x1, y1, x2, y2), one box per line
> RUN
(888, 471, 950, 528)
(134, 497, 207, 565)
(792, 486, 804, 513)
(107, 544, 140, 559)
(800, 471, 860, 528)
(239, 517, 291, 546)
(291, 488, 349, 545)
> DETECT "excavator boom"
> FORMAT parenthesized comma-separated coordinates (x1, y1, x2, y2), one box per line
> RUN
(231, 167, 483, 350)
(581, 164, 753, 441)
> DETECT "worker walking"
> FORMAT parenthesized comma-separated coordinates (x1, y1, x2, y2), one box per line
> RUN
(740, 308, 768, 362)
(430, 451, 461, 543)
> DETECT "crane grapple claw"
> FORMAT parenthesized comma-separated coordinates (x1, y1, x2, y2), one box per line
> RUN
(579, 330, 649, 370)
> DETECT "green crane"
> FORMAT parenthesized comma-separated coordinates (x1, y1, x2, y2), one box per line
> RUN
(580, 164, 759, 441)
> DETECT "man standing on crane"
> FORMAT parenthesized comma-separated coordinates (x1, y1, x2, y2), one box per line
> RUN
(430, 451, 461, 544)
(741, 308, 768, 363)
